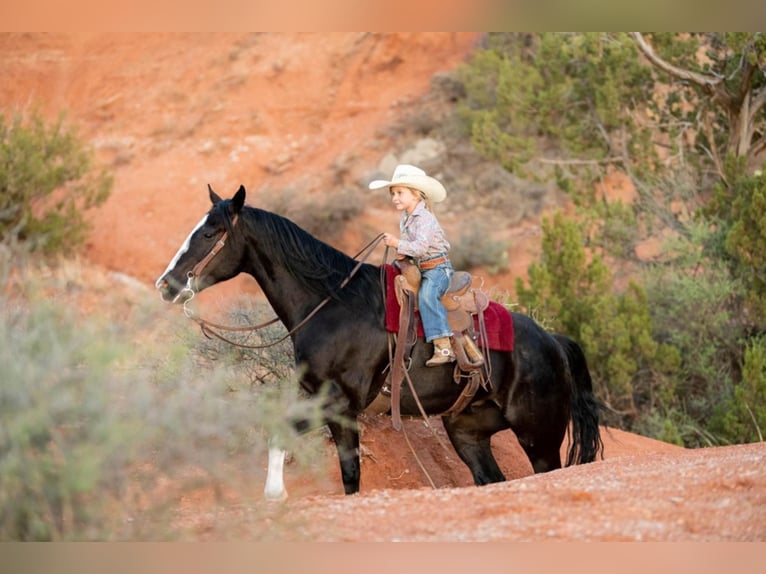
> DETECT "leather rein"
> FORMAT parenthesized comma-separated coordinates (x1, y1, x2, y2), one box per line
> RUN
(181, 217, 385, 349)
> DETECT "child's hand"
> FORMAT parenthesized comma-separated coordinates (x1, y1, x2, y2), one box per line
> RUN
(382, 233, 399, 249)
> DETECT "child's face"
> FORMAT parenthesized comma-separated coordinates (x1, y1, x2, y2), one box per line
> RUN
(389, 185, 421, 213)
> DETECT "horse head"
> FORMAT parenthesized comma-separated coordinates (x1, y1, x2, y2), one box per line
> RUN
(155, 184, 246, 303)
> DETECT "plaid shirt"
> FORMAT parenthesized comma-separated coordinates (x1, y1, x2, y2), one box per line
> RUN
(396, 201, 450, 260)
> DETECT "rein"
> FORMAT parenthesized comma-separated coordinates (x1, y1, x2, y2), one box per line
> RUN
(183, 227, 386, 349)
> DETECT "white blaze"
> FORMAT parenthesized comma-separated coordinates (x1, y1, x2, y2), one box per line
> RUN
(155, 214, 209, 288)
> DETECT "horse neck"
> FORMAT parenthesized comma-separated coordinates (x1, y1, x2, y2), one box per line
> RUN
(237, 214, 348, 329)
(240, 251, 321, 330)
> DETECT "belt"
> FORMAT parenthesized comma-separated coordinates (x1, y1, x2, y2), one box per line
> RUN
(418, 255, 449, 270)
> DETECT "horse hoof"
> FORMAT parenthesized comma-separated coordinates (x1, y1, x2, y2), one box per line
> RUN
(263, 488, 288, 502)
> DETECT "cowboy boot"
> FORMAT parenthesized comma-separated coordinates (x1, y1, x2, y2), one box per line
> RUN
(426, 336, 456, 366)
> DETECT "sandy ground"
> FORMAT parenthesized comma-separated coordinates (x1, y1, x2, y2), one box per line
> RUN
(2, 33, 765, 542)
(168, 413, 765, 541)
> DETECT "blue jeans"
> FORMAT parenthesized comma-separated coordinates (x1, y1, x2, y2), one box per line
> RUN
(419, 263, 453, 342)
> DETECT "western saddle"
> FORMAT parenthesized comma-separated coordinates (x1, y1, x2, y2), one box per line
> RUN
(386, 259, 492, 430)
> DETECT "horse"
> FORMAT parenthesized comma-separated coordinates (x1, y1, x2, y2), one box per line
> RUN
(155, 184, 604, 498)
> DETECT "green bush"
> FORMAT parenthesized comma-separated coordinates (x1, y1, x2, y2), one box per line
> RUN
(632, 408, 718, 448)
(515, 212, 680, 427)
(0, 111, 112, 255)
(707, 163, 766, 329)
(710, 336, 766, 444)
(0, 267, 325, 540)
(455, 33, 766, 447)
(455, 33, 656, 183)
(0, 299, 137, 540)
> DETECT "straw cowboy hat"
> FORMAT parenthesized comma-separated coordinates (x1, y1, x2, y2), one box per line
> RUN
(368, 164, 447, 203)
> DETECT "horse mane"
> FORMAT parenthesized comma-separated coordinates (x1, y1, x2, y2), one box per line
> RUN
(237, 205, 382, 307)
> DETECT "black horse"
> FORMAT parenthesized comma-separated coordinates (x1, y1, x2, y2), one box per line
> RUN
(156, 184, 603, 495)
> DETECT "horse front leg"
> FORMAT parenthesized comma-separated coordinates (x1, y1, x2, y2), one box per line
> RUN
(261, 401, 331, 501)
(263, 438, 288, 501)
(326, 419, 361, 495)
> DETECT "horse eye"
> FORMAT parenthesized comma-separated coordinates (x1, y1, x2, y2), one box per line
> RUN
(203, 231, 216, 239)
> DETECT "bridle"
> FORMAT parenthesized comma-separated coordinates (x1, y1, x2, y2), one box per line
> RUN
(176, 214, 240, 306)
(188, 214, 239, 284)
(180, 215, 386, 349)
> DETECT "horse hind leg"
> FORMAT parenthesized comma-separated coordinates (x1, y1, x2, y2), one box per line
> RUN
(516, 437, 562, 474)
(513, 410, 566, 473)
(441, 403, 507, 486)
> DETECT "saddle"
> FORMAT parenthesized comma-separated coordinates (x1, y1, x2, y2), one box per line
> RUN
(388, 259, 492, 430)
(394, 259, 489, 355)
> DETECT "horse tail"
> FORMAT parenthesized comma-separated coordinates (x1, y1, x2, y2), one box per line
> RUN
(554, 334, 604, 466)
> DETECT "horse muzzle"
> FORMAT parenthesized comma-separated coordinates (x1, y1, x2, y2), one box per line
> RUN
(156, 275, 195, 304)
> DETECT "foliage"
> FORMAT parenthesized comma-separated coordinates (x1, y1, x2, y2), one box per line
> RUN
(514, 204, 760, 446)
(705, 162, 766, 327)
(456, 32, 766, 262)
(637, 33, 766, 172)
(185, 297, 297, 388)
(640, 224, 746, 446)
(458, 32, 766, 190)
(457, 32, 766, 447)
(515, 212, 680, 425)
(710, 336, 766, 444)
(0, 267, 324, 540)
(0, 111, 112, 255)
(0, 300, 138, 540)
(456, 33, 656, 186)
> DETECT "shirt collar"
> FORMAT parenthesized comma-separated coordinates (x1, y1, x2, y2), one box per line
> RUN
(408, 200, 427, 217)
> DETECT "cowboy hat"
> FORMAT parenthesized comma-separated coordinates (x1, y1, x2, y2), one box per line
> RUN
(368, 164, 447, 203)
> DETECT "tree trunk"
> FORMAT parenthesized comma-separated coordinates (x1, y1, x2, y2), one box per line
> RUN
(729, 90, 754, 159)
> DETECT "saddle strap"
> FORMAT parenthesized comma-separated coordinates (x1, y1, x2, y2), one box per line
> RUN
(442, 370, 483, 418)
(474, 290, 493, 388)
(390, 289, 417, 431)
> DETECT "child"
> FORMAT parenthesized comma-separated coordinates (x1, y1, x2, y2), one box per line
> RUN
(369, 164, 455, 366)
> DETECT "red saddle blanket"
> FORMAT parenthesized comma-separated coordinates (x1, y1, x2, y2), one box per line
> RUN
(384, 264, 514, 352)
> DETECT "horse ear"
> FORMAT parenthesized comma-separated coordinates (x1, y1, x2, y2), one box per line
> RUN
(208, 184, 224, 205)
(231, 184, 246, 214)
